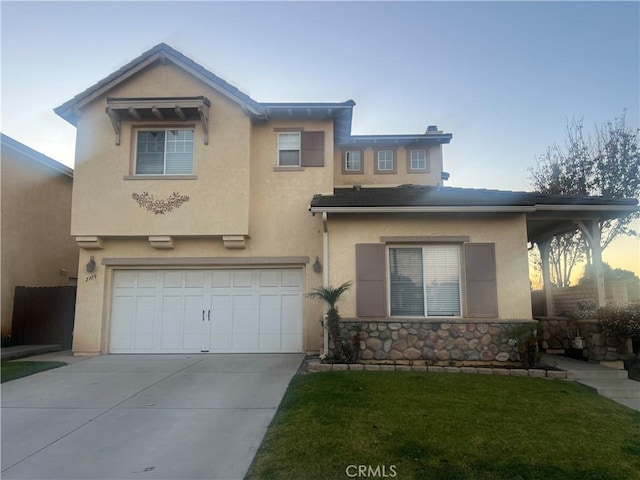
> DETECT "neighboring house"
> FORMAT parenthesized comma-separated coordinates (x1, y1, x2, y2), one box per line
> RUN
(1, 134, 78, 338)
(55, 44, 638, 362)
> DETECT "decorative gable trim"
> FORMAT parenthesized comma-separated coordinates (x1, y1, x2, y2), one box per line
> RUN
(106, 97, 210, 145)
(54, 44, 263, 125)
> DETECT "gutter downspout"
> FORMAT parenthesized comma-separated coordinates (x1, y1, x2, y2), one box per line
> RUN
(322, 212, 329, 356)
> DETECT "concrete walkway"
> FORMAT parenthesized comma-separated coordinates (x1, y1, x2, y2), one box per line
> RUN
(541, 354, 639, 411)
(2, 353, 303, 479)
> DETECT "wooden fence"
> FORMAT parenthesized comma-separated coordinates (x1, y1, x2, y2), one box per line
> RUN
(11, 286, 76, 349)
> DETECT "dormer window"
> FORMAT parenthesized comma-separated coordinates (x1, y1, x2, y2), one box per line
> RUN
(135, 128, 194, 175)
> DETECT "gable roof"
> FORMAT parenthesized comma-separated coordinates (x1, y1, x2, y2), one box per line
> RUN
(54, 44, 451, 148)
(54, 43, 264, 125)
(0, 133, 73, 178)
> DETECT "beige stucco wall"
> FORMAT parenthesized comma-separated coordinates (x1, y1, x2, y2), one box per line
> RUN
(1, 149, 78, 336)
(71, 62, 251, 237)
(334, 145, 443, 186)
(71, 93, 336, 354)
(73, 239, 327, 355)
(325, 213, 532, 320)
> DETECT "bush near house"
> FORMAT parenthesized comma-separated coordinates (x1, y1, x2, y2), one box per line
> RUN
(598, 303, 640, 340)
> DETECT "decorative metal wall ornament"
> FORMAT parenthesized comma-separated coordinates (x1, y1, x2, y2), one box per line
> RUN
(131, 192, 190, 214)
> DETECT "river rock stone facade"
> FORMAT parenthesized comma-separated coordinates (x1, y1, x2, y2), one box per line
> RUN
(338, 320, 534, 366)
(538, 317, 630, 362)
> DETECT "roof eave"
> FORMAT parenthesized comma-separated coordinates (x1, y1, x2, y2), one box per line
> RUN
(309, 205, 535, 214)
(1, 134, 73, 177)
(54, 44, 263, 126)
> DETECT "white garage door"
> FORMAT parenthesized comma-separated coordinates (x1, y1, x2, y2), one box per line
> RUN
(109, 269, 303, 353)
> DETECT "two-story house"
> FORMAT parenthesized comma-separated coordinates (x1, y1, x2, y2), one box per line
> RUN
(56, 44, 637, 362)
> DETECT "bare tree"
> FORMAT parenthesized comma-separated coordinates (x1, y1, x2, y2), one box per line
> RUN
(528, 111, 639, 287)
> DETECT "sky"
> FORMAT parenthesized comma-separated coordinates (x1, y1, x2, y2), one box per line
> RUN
(1, 0, 639, 278)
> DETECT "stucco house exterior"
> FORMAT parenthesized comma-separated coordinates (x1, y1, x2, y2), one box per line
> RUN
(55, 44, 638, 362)
(1, 134, 78, 338)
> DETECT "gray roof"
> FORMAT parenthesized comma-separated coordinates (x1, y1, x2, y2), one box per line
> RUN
(311, 184, 638, 210)
(1, 133, 73, 177)
(54, 43, 451, 148)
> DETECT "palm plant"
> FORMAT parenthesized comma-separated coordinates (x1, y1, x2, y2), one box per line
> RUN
(306, 281, 352, 363)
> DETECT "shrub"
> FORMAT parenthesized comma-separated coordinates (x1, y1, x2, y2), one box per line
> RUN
(597, 303, 640, 338)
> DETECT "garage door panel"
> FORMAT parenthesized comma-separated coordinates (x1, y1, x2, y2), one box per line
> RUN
(232, 271, 252, 288)
(110, 269, 302, 353)
(259, 295, 280, 334)
(183, 295, 205, 351)
(110, 296, 135, 351)
(259, 334, 281, 352)
(281, 295, 302, 335)
(185, 271, 205, 288)
(114, 271, 136, 288)
(281, 334, 302, 352)
(232, 295, 256, 334)
(161, 296, 184, 350)
(163, 271, 184, 288)
(211, 271, 231, 288)
(137, 271, 157, 288)
(282, 269, 302, 288)
(259, 270, 279, 287)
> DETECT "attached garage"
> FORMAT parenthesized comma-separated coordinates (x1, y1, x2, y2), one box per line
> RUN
(109, 268, 303, 353)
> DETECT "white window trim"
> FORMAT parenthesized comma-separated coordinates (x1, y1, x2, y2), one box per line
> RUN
(134, 127, 195, 176)
(277, 132, 301, 167)
(386, 244, 463, 319)
(344, 150, 362, 172)
(409, 149, 428, 171)
(377, 150, 395, 171)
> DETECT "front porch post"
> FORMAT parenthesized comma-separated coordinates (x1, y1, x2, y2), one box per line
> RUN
(577, 220, 606, 308)
(539, 240, 554, 316)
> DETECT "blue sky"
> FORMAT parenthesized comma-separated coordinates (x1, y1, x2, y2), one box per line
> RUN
(2, 1, 639, 272)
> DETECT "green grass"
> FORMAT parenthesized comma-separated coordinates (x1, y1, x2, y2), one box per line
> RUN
(246, 372, 640, 480)
(1, 360, 66, 383)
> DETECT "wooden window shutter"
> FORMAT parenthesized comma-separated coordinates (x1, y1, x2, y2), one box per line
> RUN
(300, 131, 324, 167)
(464, 243, 498, 318)
(356, 244, 386, 316)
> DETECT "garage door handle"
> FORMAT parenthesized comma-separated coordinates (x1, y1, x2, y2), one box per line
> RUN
(208, 310, 211, 322)
(202, 310, 205, 321)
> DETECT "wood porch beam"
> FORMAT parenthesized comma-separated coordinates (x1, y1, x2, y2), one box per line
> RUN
(151, 107, 164, 120)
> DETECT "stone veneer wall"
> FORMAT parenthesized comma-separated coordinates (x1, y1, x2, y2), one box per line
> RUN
(538, 317, 629, 362)
(338, 320, 535, 365)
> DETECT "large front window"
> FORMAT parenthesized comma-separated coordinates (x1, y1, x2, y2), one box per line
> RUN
(135, 129, 194, 175)
(389, 245, 461, 317)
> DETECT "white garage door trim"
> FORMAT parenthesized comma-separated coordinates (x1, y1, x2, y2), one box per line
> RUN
(109, 269, 303, 354)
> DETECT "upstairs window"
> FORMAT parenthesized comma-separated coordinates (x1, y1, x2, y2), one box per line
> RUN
(135, 129, 194, 175)
(375, 149, 395, 173)
(276, 131, 325, 167)
(409, 149, 428, 171)
(278, 132, 301, 166)
(344, 150, 363, 173)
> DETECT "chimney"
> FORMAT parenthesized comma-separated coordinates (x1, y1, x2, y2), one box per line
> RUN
(426, 125, 438, 132)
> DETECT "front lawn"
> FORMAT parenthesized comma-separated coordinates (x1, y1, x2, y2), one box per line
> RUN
(1, 360, 66, 383)
(246, 372, 640, 480)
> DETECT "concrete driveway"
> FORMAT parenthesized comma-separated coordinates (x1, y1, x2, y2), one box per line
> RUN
(1, 353, 303, 480)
